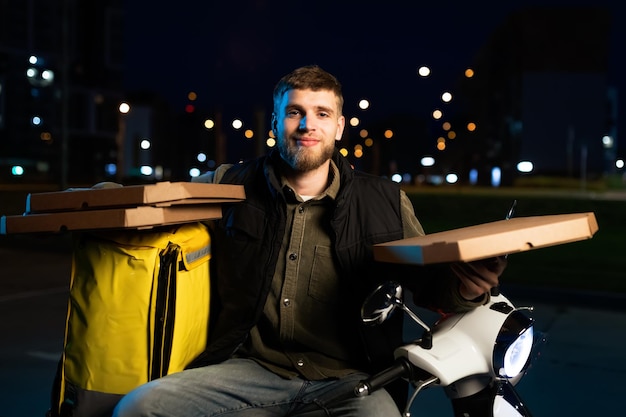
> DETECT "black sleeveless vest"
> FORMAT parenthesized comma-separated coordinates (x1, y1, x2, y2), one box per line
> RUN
(189, 149, 405, 372)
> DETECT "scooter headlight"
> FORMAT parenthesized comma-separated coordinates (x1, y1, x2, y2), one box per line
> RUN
(493, 310, 534, 379)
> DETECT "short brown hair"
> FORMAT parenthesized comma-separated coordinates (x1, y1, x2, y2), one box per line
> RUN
(273, 65, 344, 114)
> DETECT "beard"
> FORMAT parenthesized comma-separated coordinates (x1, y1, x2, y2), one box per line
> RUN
(278, 137, 335, 172)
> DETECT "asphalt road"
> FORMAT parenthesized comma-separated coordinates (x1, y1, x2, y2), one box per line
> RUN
(0, 235, 71, 417)
(1, 234, 625, 417)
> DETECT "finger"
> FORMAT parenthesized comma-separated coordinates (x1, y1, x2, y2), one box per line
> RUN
(452, 262, 498, 288)
(450, 263, 494, 295)
(465, 261, 503, 287)
(479, 256, 508, 274)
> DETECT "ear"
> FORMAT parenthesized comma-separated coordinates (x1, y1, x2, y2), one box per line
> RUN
(335, 115, 346, 141)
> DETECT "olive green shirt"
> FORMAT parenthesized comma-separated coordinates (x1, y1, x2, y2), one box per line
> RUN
(235, 162, 425, 379)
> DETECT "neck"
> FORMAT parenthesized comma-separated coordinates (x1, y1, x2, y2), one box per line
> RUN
(285, 160, 331, 198)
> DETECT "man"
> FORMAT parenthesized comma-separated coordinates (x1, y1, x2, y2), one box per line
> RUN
(113, 65, 504, 416)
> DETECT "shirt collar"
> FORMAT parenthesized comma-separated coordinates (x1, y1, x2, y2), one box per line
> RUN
(279, 160, 340, 203)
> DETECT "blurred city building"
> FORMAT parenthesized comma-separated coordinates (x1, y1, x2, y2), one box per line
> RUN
(456, 6, 615, 185)
(0, 0, 125, 187)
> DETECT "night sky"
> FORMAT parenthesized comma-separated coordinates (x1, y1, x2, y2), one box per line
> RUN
(123, 0, 626, 155)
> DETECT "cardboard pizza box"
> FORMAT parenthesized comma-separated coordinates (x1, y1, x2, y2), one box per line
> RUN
(25, 181, 245, 213)
(1, 182, 246, 234)
(1, 205, 224, 234)
(373, 212, 598, 265)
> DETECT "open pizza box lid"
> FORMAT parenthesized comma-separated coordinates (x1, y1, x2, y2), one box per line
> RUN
(373, 212, 598, 265)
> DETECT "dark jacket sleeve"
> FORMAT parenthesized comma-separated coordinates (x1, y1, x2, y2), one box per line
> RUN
(398, 191, 488, 313)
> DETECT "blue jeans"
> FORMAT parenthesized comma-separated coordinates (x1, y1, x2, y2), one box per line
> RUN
(112, 358, 402, 417)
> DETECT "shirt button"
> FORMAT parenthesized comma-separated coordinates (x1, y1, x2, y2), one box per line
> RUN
(298, 206, 305, 213)
(297, 359, 304, 367)
(289, 253, 297, 261)
(283, 298, 291, 307)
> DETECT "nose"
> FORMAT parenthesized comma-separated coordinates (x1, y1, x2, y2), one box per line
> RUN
(298, 113, 315, 132)
(298, 114, 311, 131)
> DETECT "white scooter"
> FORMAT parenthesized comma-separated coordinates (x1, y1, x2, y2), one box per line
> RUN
(355, 282, 535, 416)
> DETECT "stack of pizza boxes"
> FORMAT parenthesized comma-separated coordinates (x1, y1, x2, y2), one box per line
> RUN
(1, 181, 245, 234)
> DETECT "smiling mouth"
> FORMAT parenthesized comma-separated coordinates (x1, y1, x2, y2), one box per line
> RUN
(297, 137, 318, 147)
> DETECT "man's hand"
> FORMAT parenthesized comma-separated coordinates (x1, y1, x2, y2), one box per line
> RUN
(450, 257, 507, 301)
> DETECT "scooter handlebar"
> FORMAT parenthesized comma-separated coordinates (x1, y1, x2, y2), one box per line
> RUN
(354, 357, 413, 397)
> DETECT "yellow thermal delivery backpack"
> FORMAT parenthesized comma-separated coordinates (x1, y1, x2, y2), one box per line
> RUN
(51, 222, 211, 417)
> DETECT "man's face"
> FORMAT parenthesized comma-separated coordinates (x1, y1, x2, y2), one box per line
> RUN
(273, 88, 345, 172)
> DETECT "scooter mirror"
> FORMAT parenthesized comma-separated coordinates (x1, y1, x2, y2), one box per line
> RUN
(361, 281, 403, 325)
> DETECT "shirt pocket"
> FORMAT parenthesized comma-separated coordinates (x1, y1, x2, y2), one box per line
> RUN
(308, 245, 339, 306)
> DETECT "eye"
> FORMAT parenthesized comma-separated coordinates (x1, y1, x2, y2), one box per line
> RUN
(286, 109, 301, 118)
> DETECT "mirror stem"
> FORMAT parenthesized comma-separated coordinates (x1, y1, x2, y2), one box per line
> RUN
(399, 303, 431, 332)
